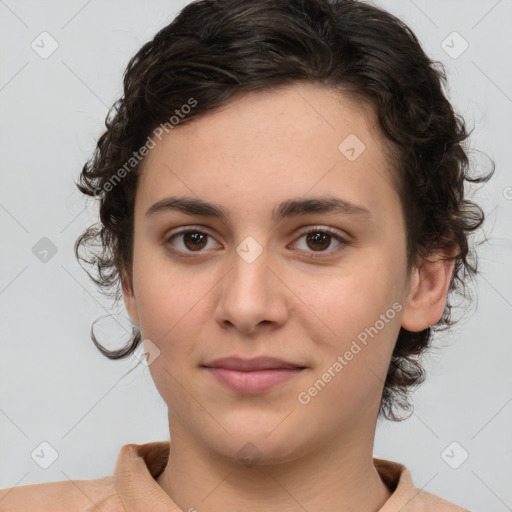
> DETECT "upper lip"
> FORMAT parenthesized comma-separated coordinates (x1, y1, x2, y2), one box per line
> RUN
(202, 357, 305, 371)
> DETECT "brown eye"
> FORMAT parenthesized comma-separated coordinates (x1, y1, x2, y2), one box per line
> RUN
(305, 232, 332, 251)
(167, 229, 218, 253)
(292, 227, 348, 257)
(182, 232, 208, 251)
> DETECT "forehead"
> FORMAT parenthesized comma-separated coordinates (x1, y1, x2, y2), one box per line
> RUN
(136, 82, 399, 222)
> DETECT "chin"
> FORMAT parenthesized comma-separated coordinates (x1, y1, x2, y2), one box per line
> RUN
(216, 436, 305, 467)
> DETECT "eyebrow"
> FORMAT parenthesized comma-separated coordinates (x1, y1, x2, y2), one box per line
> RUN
(145, 195, 373, 222)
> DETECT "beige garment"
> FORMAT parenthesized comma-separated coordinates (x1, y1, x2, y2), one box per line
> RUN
(0, 441, 470, 511)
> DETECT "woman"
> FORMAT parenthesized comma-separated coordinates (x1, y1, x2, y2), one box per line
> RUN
(0, 0, 493, 510)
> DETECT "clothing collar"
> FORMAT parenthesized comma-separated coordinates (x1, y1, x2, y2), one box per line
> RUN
(113, 442, 419, 511)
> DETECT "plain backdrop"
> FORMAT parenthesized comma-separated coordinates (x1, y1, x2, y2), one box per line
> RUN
(0, 1, 511, 510)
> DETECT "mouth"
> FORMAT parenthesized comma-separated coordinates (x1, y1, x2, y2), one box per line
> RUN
(201, 356, 307, 394)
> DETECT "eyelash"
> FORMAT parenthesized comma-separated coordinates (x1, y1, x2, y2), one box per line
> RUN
(165, 225, 350, 259)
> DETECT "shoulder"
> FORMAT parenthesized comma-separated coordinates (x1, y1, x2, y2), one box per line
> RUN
(0, 476, 124, 512)
(373, 457, 470, 511)
(411, 488, 471, 511)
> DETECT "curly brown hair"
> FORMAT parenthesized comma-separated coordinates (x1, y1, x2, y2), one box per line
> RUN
(75, 0, 494, 421)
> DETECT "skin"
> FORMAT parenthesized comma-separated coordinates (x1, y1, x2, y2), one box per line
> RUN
(123, 82, 455, 512)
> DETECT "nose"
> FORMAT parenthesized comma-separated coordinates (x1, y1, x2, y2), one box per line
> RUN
(214, 244, 289, 335)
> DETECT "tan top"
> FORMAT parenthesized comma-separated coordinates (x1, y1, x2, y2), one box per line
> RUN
(0, 441, 469, 511)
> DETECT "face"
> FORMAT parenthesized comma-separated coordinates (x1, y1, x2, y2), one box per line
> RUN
(124, 82, 419, 464)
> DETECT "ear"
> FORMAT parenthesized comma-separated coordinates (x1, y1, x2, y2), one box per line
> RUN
(121, 271, 140, 326)
(401, 248, 457, 332)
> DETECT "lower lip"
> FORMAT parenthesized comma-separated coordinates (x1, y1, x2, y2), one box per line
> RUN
(205, 367, 305, 394)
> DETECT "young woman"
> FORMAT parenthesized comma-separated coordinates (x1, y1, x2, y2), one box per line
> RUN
(0, 0, 493, 510)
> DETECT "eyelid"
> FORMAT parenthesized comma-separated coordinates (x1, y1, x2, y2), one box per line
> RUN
(166, 224, 216, 238)
(165, 225, 222, 253)
(294, 225, 348, 240)
(290, 225, 349, 257)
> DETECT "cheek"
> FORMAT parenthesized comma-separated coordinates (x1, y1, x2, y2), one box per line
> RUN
(132, 253, 216, 364)
(290, 256, 404, 405)
(136, 283, 203, 352)
(290, 267, 402, 425)
(132, 240, 193, 330)
(295, 256, 402, 340)
(135, 270, 211, 407)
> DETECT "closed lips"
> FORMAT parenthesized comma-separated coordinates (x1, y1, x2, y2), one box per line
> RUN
(202, 357, 307, 394)
(202, 357, 306, 371)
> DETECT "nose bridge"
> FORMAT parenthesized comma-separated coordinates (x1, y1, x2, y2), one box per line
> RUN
(227, 236, 272, 304)
(215, 235, 288, 332)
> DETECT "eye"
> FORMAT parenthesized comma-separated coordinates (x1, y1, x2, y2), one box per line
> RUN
(165, 226, 349, 257)
(291, 227, 348, 257)
(166, 228, 220, 254)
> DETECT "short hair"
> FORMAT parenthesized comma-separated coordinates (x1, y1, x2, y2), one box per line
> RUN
(75, 0, 494, 421)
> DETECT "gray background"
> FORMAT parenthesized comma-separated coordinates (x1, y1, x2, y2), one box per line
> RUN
(0, 0, 511, 510)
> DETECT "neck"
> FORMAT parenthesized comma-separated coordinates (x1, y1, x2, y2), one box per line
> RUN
(156, 419, 392, 512)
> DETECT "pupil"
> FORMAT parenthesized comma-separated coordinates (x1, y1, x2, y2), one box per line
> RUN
(307, 232, 330, 251)
(184, 232, 207, 250)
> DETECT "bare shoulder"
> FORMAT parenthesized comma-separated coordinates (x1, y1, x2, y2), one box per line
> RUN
(0, 476, 122, 512)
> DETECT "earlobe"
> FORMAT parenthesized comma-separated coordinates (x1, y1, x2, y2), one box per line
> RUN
(400, 252, 456, 332)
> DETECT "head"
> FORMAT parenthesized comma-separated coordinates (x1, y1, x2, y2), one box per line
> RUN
(75, 0, 492, 459)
